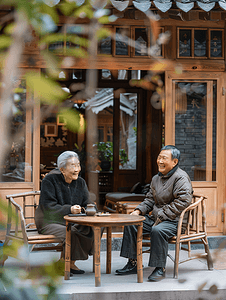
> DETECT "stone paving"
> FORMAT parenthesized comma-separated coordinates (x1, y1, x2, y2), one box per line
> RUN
(2, 247, 226, 300)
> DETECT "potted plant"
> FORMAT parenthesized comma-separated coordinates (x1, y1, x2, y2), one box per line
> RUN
(93, 142, 129, 171)
(94, 141, 113, 171)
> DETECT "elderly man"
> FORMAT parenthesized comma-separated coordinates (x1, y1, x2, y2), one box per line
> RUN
(116, 145, 193, 281)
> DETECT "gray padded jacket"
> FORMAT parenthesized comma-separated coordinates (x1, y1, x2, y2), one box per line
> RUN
(136, 167, 193, 227)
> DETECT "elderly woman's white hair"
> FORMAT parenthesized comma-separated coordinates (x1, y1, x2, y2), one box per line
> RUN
(57, 151, 80, 169)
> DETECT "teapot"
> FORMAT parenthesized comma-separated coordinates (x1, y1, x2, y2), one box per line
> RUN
(85, 204, 96, 216)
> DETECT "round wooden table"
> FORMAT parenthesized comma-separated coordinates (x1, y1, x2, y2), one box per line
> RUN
(64, 214, 145, 287)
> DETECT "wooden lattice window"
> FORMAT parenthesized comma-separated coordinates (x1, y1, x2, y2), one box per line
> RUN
(177, 27, 224, 59)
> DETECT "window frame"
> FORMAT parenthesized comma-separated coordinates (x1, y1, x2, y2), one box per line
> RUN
(177, 27, 224, 59)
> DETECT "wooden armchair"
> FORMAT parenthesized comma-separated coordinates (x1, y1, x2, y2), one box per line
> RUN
(2, 191, 63, 266)
(143, 193, 213, 278)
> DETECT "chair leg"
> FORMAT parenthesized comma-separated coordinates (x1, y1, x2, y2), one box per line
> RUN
(203, 237, 213, 270)
(174, 242, 180, 279)
(187, 241, 191, 258)
(93, 253, 95, 273)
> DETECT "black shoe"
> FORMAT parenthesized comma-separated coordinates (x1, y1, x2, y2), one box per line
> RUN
(148, 267, 165, 282)
(70, 268, 85, 274)
(115, 260, 137, 275)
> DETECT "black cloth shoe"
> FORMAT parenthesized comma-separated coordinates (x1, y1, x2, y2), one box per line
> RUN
(115, 259, 137, 275)
(70, 268, 85, 274)
(148, 267, 165, 282)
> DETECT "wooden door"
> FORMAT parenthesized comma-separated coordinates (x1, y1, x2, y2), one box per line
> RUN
(165, 71, 225, 235)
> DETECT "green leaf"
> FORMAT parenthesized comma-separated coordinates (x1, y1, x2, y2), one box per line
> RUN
(59, 108, 84, 133)
(3, 240, 24, 259)
(0, 197, 17, 228)
(73, 5, 93, 19)
(66, 35, 89, 48)
(0, 36, 11, 49)
(40, 3, 59, 24)
(17, 0, 35, 20)
(59, 2, 78, 16)
(26, 72, 69, 105)
(40, 33, 65, 44)
(41, 50, 61, 78)
(65, 47, 88, 58)
(14, 87, 24, 93)
(98, 16, 110, 24)
(96, 28, 111, 41)
(4, 23, 16, 35)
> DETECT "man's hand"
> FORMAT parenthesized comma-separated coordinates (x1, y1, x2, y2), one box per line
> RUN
(71, 205, 81, 214)
(130, 210, 140, 216)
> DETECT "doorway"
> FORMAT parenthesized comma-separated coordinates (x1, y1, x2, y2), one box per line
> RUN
(39, 68, 163, 209)
(165, 71, 225, 234)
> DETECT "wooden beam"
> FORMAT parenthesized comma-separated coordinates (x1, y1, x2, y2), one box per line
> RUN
(19, 54, 225, 71)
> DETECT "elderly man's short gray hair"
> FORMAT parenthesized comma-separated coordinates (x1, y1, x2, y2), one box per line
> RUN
(57, 151, 79, 169)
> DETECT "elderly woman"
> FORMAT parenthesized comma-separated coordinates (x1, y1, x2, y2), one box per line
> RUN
(35, 151, 95, 274)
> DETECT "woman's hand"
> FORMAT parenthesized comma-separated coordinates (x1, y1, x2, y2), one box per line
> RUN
(130, 210, 140, 216)
(71, 205, 81, 214)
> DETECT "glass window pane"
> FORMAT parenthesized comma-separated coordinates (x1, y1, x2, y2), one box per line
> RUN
(210, 30, 222, 58)
(118, 70, 128, 80)
(175, 82, 207, 181)
(86, 88, 114, 171)
(135, 28, 148, 56)
(194, 30, 207, 57)
(119, 93, 137, 170)
(101, 69, 112, 80)
(98, 126, 104, 142)
(72, 69, 82, 80)
(1, 79, 33, 182)
(131, 70, 141, 80)
(115, 27, 129, 56)
(98, 35, 112, 55)
(179, 29, 191, 57)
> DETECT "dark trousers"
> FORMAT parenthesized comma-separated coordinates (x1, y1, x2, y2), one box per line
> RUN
(120, 215, 178, 268)
(41, 223, 94, 261)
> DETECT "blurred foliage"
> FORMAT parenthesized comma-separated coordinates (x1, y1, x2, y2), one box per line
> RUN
(0, 0, 115, 132)
(0, 0, 115, 298)
(0, 194, 65, 299)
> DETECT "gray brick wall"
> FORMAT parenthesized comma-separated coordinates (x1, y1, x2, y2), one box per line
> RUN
(175, 92, 216, 181)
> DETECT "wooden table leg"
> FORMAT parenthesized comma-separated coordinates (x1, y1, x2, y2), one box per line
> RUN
(94, 226, 101, 287)
(137, 222, 143, 283)
(106, 227, 112, 274)
(64, 221, 71, 280)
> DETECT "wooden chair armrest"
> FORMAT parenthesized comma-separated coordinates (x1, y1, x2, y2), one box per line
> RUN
(103, 206, 116, 213)
(176, 196, 204, 239)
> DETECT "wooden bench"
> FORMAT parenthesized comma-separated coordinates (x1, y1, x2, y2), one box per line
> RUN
(104, 192, 145, 213)
(1, 191, 63, 266)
